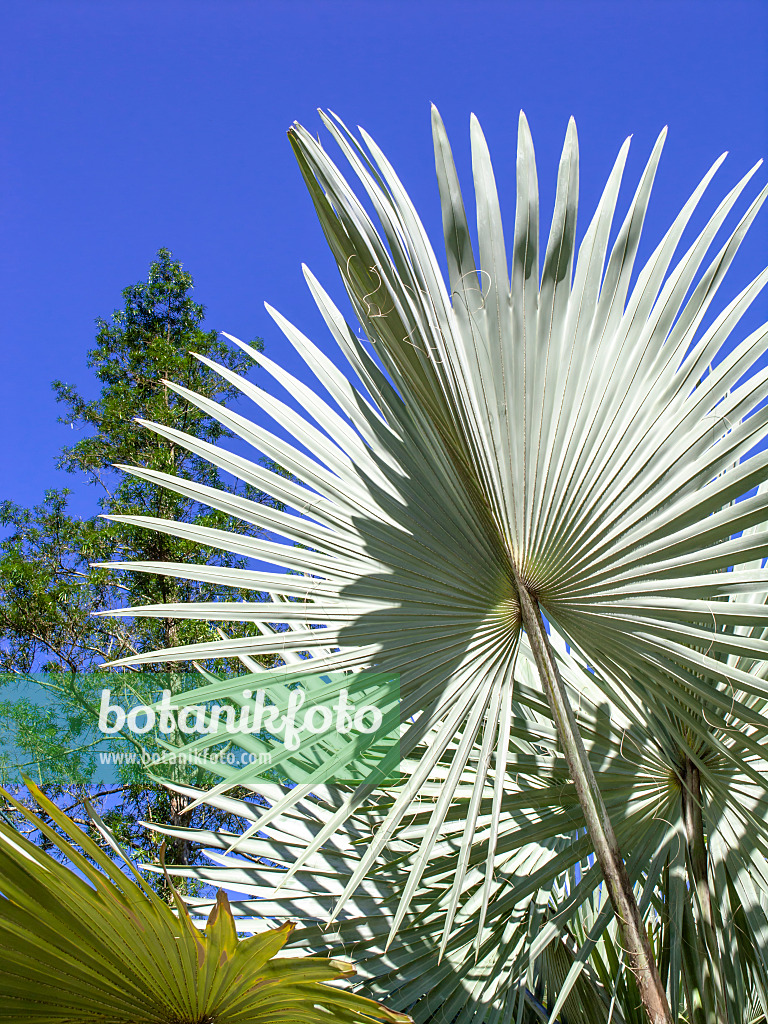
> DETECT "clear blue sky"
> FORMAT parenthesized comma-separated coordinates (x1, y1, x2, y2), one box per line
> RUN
(2, 0, 767, 517)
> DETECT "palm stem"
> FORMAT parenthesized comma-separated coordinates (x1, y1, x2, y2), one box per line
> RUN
(682, 756, 725, 1022)
(681, 894, 709, 1024)
(512, 569, 671, 1024)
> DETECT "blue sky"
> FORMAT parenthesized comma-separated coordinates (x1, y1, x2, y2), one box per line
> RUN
(2, 0, 767, 517)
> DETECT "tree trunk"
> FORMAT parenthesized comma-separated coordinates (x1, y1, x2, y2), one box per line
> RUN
(167, 786, 190, 866)
(164, 615, 191, 871)
(512, 569, 672, 1024)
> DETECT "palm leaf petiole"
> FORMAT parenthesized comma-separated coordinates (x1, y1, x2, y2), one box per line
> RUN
(513, 566, 672, 1024)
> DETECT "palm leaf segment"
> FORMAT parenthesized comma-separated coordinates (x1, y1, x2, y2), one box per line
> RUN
(0, 782, 411, 1024)
(101, 110, 768, 1006)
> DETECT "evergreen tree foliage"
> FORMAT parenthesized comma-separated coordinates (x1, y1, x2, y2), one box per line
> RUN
(0, 249, 275, 887)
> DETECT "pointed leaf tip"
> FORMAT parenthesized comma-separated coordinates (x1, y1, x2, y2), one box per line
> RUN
(517, 110, 534, 147)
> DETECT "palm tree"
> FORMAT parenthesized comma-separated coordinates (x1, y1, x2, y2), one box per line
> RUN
(102, 109, 768, 1023)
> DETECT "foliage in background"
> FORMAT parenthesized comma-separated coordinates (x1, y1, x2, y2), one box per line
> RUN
(0, 249, 278, 884)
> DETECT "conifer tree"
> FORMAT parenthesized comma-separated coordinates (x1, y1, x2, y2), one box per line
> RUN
(0, 249, 273, 884)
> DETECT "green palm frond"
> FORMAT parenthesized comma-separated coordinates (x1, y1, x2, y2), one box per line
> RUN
(0, 781, 410, 1024)
(96, 109, 768, 1019)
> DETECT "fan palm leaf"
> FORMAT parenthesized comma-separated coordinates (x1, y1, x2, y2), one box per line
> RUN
(0, 781, 410, 1024)
(100, 109, 768, 1021)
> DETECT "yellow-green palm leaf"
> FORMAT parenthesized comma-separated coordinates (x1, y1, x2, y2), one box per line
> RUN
(0, 782, 411, 1024)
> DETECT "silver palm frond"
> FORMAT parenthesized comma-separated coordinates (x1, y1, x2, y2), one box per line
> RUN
(99, 109, 768, 1019)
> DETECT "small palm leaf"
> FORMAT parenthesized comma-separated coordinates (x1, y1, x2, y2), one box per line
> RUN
(0, 781, 411, 1024)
